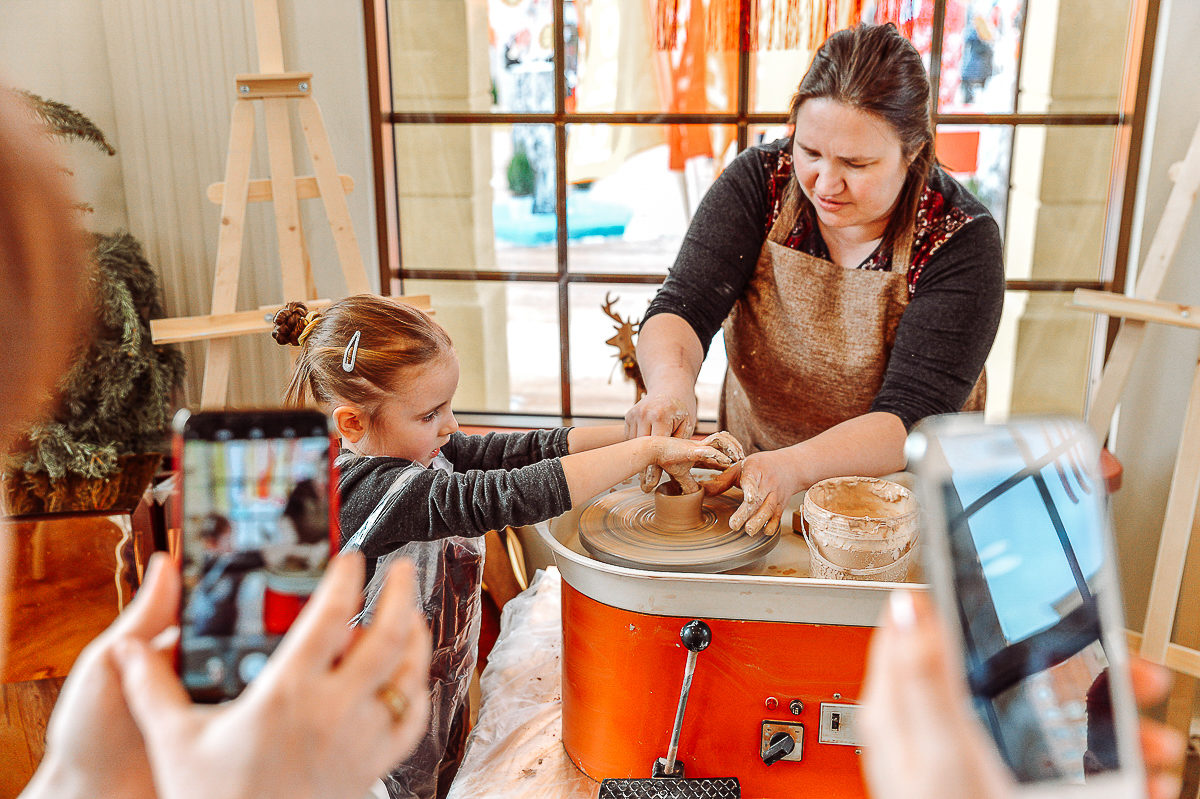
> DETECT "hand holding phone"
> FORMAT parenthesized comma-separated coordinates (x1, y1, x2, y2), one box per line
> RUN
(174, 409, 339, 702)
(904, 415, 1145, 798)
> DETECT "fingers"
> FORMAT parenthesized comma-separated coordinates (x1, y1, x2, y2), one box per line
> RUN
(701, 431, 745, 463)
(112, 635, 194, 744)
(742, 495, 781, 536)
(698, 461, 741, 496)
(107, 553, 181, 642)
(1130, 657, 1172, 707)
(339, 559, 432, 691)
(1140, 718, 1187, 775)
(268, 553, 365, 674)
(662, 464, 700, 494)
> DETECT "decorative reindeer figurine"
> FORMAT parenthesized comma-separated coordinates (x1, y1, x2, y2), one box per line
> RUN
(601, 292, 647, 402)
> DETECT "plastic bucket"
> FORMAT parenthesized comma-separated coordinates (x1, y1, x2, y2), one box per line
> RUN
(800, 477, 918, 582)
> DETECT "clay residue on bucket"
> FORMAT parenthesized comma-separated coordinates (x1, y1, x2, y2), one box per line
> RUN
(802, 477, 918, 581)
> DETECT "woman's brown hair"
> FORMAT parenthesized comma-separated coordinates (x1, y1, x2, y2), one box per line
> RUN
(272, 294, 453, 413)
(788, 23, 934, 255)
(0, 87, 92, 450)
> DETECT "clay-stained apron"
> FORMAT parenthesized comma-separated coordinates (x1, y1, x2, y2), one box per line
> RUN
(720, 179, 983, 454)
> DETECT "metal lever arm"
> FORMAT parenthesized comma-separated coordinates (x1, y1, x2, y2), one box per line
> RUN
(657, 619, 712, 778)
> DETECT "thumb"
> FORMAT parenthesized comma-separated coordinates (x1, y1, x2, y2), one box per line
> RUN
(109, 552, 181, 642)
(112, 636, 194, 741)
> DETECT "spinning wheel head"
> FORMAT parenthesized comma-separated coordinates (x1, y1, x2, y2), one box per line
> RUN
(577, 486, 780, 573)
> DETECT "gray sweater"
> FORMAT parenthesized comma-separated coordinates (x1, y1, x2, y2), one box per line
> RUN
(337, 428, 572, 575)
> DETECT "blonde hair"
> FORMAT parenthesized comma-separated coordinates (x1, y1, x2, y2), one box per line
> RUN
(272, 294, 453, 413)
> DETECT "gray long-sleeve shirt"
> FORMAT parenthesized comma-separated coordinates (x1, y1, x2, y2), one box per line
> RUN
(337, 428, 572, 565)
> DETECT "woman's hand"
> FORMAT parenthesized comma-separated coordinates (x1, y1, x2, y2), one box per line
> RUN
(20, 559, 174, 799)
(862, 590, 1189, 799)
(699, 448, 801, 536)
(1130, 659, 1187, 799)
(625, 391, 698, 489)
(646, 436, 735, 494)
(111, 551, 432, 799)
(861, 590, 1016, 799)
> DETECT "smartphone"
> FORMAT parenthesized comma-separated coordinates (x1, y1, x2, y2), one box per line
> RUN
(173, 408, 339, 703)
(906, 414, 1144, 798)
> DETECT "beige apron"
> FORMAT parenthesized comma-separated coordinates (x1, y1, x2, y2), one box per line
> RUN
(720, 181, 984, 454)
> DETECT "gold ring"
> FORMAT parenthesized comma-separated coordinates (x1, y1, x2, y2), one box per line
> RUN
(377, 682, 409, 725)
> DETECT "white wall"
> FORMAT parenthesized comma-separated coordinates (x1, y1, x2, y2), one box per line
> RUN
(1112, 0, 1200, 634)
(0, 0, 377, 407)
(1, 0, 129, 234)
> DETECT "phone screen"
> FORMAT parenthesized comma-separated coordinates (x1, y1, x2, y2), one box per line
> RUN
(911, 416, 1134, 787)
(176, 410, 336, 703)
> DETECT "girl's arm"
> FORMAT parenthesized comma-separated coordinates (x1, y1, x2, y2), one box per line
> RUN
(561, 436, 732, 504)
(565, 424, 626, 453)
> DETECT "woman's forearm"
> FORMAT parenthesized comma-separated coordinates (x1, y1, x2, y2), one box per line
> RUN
(783, 412, 909, 490)
(636, 313, 705, 395)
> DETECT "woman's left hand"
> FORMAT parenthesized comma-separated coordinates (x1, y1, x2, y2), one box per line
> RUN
(699, 448, 801, 536)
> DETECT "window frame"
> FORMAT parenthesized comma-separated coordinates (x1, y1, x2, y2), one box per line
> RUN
(363, 0, 1159, 424)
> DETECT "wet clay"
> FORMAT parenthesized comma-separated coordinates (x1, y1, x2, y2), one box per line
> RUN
(577, 485, 778, 573)
(653, 481, 704, 529)
(802, 477, 918, 580)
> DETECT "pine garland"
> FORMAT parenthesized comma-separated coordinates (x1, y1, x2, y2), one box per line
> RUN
(5, 233, 186, 481)
(14, 89, 116, 155)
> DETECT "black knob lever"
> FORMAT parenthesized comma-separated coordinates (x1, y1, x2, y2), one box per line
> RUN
(762, 731, 796, 766)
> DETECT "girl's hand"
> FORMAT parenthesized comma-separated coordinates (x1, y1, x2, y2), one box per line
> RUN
(111, 552, 432, 799)
(699, 448, 800, 536)
(625, 391, 698, 489)
(646, 436, 734, 494)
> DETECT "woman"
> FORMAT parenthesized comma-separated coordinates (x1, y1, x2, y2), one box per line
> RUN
(627, 23, 1004, 535)
(0, 83, 432, 799)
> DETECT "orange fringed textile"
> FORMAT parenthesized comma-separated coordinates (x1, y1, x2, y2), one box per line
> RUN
(655, 0, 865, 52)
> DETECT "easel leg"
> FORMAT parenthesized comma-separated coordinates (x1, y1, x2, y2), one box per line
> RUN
(200, 100, 256, 408)
(1141, 358, 1200, 663)
(298, 95, 370, 294)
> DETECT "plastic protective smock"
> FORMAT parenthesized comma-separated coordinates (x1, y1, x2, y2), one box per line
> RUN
(337, 428, 573, 799)
(344, 454, 484, 799)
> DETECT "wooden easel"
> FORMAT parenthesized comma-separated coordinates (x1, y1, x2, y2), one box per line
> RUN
(1071, 117, 1200, 730)
(149, 0, 373, 407)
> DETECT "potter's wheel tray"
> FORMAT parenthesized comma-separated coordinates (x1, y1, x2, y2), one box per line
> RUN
(577, 486, 780, 573)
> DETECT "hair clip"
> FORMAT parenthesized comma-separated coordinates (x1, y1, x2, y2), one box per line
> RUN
(343, 330, 362, 372)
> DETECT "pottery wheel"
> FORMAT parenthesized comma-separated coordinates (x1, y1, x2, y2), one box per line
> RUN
(577, 486, 780, 573)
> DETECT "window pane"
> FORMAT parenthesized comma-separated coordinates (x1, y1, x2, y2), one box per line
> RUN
(568, 283, 726, 420)
(389, 0, 498, 113)
(573, 0, 735, 114)
(938, 0, 1026, 113)
(395, 123, 557, 272)
(566, 124, 737, 274)
(1015, 0, 1133, 114)
(986, 291, 1093, 420)
(750, 48, 815, 114)
(1005, 126, 1116, 283)
(403, 279, 561, 415)
(935, 124, 1012, 230)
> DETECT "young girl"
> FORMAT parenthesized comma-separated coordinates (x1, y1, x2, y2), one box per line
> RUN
(272, 295, 737, 799)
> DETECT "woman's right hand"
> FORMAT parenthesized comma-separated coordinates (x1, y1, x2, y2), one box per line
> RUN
(625, 391, 698, 489)
(113, 551, 432, 799)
